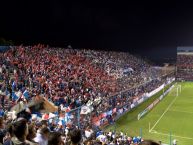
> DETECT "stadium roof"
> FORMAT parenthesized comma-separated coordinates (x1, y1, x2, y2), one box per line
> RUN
(177, 47, 193, 52)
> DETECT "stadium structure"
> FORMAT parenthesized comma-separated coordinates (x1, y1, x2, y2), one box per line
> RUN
(176, 46, 193, 81)
(0, 45, 193, 145)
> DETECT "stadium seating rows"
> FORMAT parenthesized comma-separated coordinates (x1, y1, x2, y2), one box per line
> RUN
(0, 45, 171, 144)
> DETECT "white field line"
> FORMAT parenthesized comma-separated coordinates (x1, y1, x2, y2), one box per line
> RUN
(169, 109, 193, 114)
(149, 92, 178, 132)
(150, 130, 193, 140)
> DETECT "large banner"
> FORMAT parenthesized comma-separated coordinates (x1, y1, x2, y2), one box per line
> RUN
(11, 96, 58, 113)
(146, 84, 164, 98)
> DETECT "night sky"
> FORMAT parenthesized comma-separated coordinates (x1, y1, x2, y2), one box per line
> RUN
(1, 1, 193, 63)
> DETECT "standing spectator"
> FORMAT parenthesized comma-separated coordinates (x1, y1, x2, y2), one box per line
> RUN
(26, 123, 38, 145)
(0, 117, 6, 144)
(69, 129, 82, 145)
(11, 118, 29, 145)
(48, 132, 64, 145)
(3, 124, 14, 145)
(1, 96, 5, 109)
(34, 127, 49, 145)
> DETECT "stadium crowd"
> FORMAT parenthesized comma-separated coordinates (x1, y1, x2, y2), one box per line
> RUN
(0, 115, 162, 145)
(0, 45, 170, 145)
(177, 54, 193, 69)
(177, 54, 193, 80)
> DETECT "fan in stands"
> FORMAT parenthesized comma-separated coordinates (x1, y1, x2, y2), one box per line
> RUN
(0, 44, 172, 145)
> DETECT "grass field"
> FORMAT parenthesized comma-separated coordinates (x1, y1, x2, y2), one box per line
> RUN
(106, 82, 193, 145)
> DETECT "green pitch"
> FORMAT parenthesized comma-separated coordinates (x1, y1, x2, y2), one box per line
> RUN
(106, 82, 193, 145)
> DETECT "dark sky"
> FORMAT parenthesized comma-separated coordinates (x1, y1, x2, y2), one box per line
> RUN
(1, 1, 193, 63)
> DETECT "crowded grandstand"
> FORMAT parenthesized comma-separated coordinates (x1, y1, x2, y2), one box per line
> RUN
(0, 45, 176, 145)
(176, 47, 193, 81)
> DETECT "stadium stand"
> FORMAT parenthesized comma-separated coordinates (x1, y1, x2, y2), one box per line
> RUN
(177, 47, 193, 81)
(0, 45, 174, 144)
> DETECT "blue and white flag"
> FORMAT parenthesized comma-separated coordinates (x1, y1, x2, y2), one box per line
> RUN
(12, 92, 19, 101)
(22, 89, 30, 100)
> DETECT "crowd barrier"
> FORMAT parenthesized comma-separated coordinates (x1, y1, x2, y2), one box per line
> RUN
(89, 78, 175, 128)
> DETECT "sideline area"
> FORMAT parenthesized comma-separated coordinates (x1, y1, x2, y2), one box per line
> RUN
(106, 82, 193, 145)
